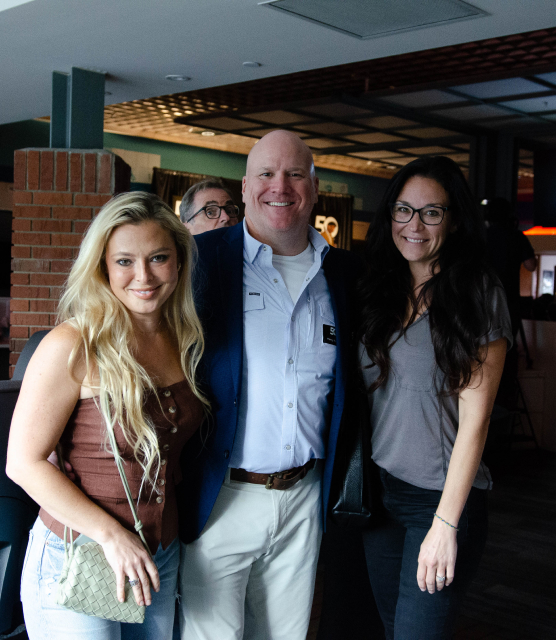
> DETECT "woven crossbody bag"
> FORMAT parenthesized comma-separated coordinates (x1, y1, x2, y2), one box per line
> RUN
(55, 424, 155, 624)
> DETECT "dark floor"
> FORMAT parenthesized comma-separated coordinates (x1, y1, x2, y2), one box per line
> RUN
(3, 449, 554, 640)
(309, 447, 556, 640)
(452, 448, 556, 640)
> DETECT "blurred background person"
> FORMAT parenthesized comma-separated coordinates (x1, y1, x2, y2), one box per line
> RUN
(484, 197, 537, 407)
(179, 179, 239, 234)
(320, 220, 338, 247)
(484, 197, 536, 336)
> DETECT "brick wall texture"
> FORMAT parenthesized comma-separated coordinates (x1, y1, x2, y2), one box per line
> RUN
(9, 149, 131, 377)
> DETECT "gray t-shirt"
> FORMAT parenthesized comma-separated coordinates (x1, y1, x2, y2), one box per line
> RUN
(359, 285, 512, 491)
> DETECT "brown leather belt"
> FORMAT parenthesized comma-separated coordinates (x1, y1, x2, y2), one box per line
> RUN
(230, 460, 316, 490)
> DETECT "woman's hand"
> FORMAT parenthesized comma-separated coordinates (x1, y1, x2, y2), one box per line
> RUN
(101, 527, 160, 606)
(46, 450, 76, 481)
(416, 518, 457, 594)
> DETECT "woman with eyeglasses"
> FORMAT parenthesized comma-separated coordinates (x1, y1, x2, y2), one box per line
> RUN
(358, 156, 511, 639)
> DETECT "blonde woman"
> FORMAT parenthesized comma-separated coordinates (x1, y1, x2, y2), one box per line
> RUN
(7, 192, 207, 639)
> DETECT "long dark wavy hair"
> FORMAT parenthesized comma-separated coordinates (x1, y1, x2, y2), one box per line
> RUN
(359, 156, 498, 394)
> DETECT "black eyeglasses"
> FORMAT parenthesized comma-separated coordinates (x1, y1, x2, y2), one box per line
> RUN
(390, 203, 449, 226)
(186, 204, 240, 224)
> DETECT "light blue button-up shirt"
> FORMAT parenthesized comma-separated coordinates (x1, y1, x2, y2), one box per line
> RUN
(229, 222, 337, 473)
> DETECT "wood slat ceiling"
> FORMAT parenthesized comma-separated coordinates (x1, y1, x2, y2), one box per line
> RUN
(104, 27, 556, 179)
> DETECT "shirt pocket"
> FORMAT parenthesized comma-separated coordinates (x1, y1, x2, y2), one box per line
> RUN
(243, 291, 267, 344)
(392, 343, 434, 392)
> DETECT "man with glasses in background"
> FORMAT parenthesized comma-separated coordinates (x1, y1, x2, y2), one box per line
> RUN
(179, 179, 239, 234)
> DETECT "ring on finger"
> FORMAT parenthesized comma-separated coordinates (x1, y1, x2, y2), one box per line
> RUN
(128, 578, 140, 588)
(435, 575, 446, 582)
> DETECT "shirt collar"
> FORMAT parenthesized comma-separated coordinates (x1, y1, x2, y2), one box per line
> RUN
(243, 219, 330, 265)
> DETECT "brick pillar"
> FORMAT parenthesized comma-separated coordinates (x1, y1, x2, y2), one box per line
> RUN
(9, 149, 131, 377)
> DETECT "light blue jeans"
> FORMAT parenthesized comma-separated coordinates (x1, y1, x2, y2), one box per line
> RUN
(21, 518, 179, 640)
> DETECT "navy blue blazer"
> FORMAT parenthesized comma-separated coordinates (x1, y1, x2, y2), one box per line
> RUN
(178, 223, 361, 543)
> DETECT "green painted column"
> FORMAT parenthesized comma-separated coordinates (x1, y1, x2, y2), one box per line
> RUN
(50, 67, 105, 149)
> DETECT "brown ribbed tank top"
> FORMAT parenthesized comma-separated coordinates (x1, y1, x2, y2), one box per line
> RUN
(39, 379, 203, 555)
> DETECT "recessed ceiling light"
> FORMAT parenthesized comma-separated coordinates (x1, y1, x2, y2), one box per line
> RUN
(243, 61, 262, 68)
(201, 131, 216, 136)
(165, 74, 191, 81)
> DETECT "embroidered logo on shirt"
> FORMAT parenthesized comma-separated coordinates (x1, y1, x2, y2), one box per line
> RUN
(248, 292, 260, 296)
(323, 324, 336, 345)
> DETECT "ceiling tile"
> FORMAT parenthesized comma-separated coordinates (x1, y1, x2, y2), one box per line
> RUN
(300, 103, 373, 119)
(296, 122, 363, 135)
(433, 104, 509, 120)
(353, 115, 418, 129)
(443, 153, 469, 163)
(346, 132, 404, 144)
(248, 128, 309, 138)
(382, 90, 463, 108)
(388, 157, 419, 166)
(399, 146, 453, 155)
(186, 116, 249, 131)
(246, 110, 315, 125)
(407, 127, 458, 139)
(483, 116, 541, 129)
(348, 150, 403, 159)
(499, 95, 556, 113)
(304, 138, 355, 149)
(535, 72, 556, 87)
(453, 78, 545, 99)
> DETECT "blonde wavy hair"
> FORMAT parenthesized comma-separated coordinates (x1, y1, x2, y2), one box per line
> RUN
(58, 191, 207, 489)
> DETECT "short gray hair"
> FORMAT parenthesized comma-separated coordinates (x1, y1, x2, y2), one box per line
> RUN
(179, 179, 235, 223)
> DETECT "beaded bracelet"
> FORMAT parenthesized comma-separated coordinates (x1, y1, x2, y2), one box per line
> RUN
(434, 512, 459, 531)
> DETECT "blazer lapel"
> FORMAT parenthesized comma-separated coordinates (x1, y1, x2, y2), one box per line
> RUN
(217, 224, 244, 398)
(323, 250, 349, 390)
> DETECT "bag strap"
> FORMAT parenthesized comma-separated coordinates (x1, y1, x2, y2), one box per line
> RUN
(56, 434, 154, 561)
(105, 425, 154, 560)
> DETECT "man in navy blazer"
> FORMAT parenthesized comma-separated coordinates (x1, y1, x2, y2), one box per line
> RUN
(178, 130, 360, 640)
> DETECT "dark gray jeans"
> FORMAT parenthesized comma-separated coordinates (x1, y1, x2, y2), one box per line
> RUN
(362, 468, 488, 640)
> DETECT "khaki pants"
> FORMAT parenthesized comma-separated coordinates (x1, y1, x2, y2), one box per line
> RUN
(179, 463, 323, 640)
